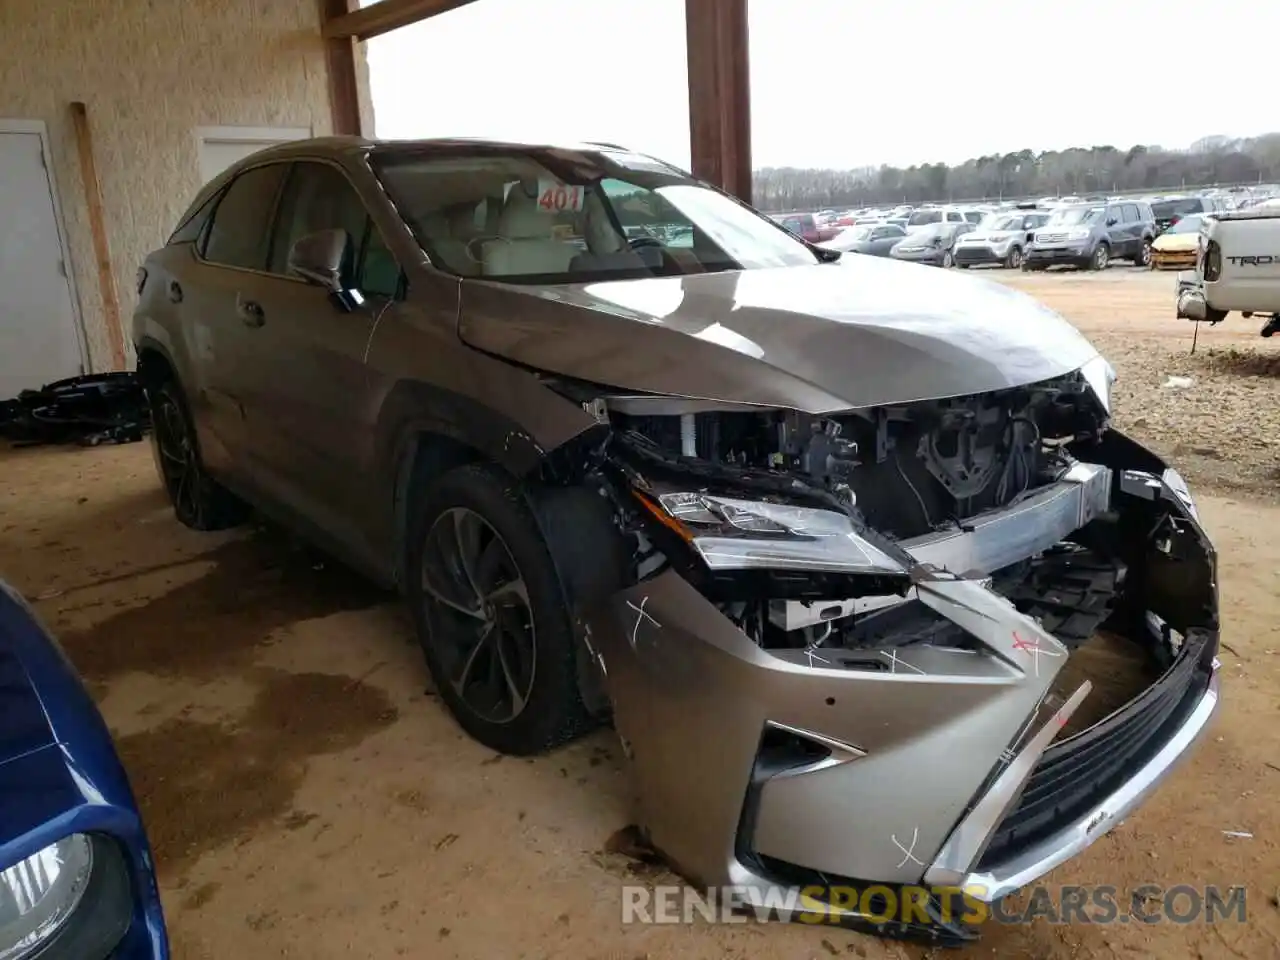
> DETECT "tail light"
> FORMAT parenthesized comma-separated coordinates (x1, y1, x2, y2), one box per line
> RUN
(1203, 240, 1221, 281)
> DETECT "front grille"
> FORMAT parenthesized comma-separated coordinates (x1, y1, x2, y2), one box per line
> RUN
(1036, 232, 1069, 244)
(978, 633, 1212, 868)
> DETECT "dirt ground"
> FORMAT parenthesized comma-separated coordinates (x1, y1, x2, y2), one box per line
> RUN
(1, 268, 1278, 960)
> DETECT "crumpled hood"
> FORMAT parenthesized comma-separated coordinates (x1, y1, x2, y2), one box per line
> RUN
(459, 257, 1101, 413)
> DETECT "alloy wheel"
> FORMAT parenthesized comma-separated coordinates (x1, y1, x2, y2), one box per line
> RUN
(942, 251, 954, 268)
(1009, 248, 1023, 269)
(419, 507, 536, 724)
(153, 392, 201, 524)
(1137, 240, 1152, 267)
(1093, 245, 1109, 270)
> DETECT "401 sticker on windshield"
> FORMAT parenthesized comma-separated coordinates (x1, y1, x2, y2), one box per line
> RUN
(537, 180, 585, 213)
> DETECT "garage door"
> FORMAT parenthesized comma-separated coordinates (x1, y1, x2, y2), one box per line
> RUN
(197, 126, 312, 184)
(0, 130, 83, 398)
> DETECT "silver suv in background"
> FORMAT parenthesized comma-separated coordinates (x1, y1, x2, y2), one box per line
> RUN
(954, 210, 1051, 269)
(1024, 200, 1156, 271)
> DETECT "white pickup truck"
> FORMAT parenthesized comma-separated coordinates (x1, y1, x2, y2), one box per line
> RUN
(1176, 208, 1280, 336)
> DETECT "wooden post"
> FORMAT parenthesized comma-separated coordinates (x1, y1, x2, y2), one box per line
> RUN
(685, 0, 752, 204)
(68, 101, 126, 371)
(322, 0, 364, 136)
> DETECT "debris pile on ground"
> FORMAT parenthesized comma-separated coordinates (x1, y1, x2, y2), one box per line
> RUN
(0, 373, 149, 448)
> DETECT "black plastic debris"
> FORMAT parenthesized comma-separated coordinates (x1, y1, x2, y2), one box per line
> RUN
(0, 373, 150, 448)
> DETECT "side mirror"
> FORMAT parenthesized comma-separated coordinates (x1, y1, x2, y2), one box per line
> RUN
(288, 228, 349, 292)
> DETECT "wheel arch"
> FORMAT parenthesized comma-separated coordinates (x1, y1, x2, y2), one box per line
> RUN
(134, 337, 178, 389)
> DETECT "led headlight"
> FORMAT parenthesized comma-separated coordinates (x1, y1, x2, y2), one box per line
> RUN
(0, 834, 132, 960)
(1068, 228, 1091, 241)
(647, 491, 907, 574)
(1162, 467, 1199, 521)
(1079, 355, 1117, 413)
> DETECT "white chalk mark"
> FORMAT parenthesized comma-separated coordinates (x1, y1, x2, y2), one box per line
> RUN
(880, 649, 926, 675)
(1012, 631, 1064, 678)
(625, 596, 660, 650)
(803, 647, 832, 668)
(892, 826, 925, 868)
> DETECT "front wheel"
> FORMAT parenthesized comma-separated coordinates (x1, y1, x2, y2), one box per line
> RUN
(941, 250, 954, 269)
(1088, 244, 1110, 271)
(149, 380, 247, 530)
(1005, 246, 1023, 270)
(406, 463, 591, 755)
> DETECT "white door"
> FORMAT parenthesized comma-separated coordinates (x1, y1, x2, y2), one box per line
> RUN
(196, 126, 311, 183)
(0, 131, 83, 397)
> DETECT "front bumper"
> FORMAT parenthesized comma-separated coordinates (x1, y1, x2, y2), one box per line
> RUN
(891, 248, 946, 266)
(954, 244, 1009, 265)
(1152, 249, 1197, 271)
(1025, 244, 1089, 266)
(587, 449, 1219, 940)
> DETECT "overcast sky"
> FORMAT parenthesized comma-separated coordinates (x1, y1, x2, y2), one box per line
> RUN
(366, 0, 1270, 170)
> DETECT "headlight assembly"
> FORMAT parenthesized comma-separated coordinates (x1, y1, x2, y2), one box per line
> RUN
(0, 834, 132, 960)
(636, 490, 908, 575)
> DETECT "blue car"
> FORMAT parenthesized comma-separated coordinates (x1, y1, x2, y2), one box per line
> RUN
(1, 580, 168, 959)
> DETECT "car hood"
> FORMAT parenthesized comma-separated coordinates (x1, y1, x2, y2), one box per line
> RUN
(459, 259, 1101, 412)
(1, 585, 58, 763)
(1154, 233, 1199, 251)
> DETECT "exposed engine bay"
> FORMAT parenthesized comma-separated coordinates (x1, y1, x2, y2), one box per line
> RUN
(567, 368, 1119, 659)
(604, 368, 1106, 542)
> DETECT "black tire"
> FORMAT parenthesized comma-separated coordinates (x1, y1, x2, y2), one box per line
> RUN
(1005, 246, 1023, 270)
(957, 262, 970, 269)
(1087, 243, 1110, 271)
(941, 250, 955, 269)
(148, 380, 247, 531)
(1133, 238, 1152, 268)
(406, 462, 591, 755)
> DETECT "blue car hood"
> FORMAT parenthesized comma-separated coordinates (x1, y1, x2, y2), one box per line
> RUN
(0, 589, 60, 763)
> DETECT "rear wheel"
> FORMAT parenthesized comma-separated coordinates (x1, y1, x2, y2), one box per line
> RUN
(1133, 238, 1152, 268)
(149, 380, 247, 530)
(407, 463, 591, 755)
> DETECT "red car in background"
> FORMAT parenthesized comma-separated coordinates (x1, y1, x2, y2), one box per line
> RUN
(776, 212, 839, 243)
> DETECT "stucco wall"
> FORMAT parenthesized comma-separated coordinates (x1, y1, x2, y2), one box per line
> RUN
(1, 0, 373, 371)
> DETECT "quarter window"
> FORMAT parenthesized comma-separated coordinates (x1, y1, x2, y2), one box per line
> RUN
(202, 164, 289, 269)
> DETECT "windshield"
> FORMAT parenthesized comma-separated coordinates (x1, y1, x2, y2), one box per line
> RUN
(1164, 214, 1205, 235)
(1046, 206, 1105, 226)
(1152, 198, 1205, 219)
(983, 214, 1023, 231)
(907, 209, 943, 225)
(372, 150, 820, 282)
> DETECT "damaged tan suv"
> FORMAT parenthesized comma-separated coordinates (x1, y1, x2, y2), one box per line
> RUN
(133, 137, 1220, 945)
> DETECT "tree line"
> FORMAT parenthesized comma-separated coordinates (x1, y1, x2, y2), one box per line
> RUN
(753, 134, 1280, 211)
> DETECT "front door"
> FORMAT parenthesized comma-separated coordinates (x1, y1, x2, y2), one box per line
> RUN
(237, 160, 402, 564)
(0, 129, 83, 397)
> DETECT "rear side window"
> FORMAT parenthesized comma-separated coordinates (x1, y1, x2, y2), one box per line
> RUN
(1122, 204, 1140, 222)
(168, 192, 218, 245)
(202, 164, 289, 269)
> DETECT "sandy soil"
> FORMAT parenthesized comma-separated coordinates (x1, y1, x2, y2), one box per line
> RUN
(1, 268, 1278, 959)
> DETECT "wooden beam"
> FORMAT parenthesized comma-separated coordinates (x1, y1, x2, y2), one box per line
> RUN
(323, 0, 479, 41)
(685, 0, 752, 203)
(322, 0, 364, 134)
(68, 101, 126, 371)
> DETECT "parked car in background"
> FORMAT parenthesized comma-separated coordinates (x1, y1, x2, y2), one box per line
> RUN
(890, 221, 971, 267)
(1151, 213, 1208, 271)
(905, 206, 970, 232)
(1024, 200, 1155, 271)
(775, 212, 839, 244)
(1151, 195, 1230, 235)
(820, 222, 907, 257)
(954, 210, 1051, 269)
(0, 579, 169, 959)
(1177, 207, 1280, 335)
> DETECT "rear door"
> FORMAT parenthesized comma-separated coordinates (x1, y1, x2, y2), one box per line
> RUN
(236, 159, 401, 561)
(1104, 205, 1130, 255)
(181, 162, 290, 480)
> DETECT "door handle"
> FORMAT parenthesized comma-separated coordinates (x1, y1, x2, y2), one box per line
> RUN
(237, 298, 265, 328)
(168, 280, 183, 303)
